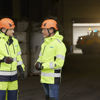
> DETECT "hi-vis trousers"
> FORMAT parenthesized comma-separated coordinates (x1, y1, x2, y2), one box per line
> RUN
(0, 80, 18, 100)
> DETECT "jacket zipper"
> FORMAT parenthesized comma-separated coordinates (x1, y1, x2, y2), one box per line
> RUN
(5, 44, 12, 71)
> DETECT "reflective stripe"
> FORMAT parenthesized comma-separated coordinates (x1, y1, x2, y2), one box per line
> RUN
(17, 51, 21, 55)
(49, 62, 54, 69)
(0, 70, 17, 76)
(17, 61, 23, 65)
(41, 72, 61, 77)
(56, 55, 65, 60)
(56, 39, 61, 43)
(13, 58, 16, 61)
(49, 62, 62, 69)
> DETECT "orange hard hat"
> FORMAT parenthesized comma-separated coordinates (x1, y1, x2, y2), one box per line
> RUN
(0, 18, 15, 29)
(41, 19, 58, 30)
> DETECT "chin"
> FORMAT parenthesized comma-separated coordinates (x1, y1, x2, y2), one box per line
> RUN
(10, 35, 13, 37)
(43, 36, 46, 38)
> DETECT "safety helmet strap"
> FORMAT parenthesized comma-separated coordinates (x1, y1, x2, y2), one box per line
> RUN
(47, 28, 56, 37)
(0, 28, 8, 36)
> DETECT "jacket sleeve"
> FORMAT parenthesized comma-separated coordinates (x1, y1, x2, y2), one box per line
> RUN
(42, 42, 67, 70)
(16, 42, 25, 71)
(0, 39, 6, 61)
(0, 55, 4, 62)
(54, 43, 66, 69)
(37, 51, 42, 62)
(36, 44, 43, 63)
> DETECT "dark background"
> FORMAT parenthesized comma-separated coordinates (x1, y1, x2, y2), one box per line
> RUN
(1, 0, 100, 99)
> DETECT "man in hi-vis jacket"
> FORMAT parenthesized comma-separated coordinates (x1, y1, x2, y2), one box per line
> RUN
(0, 18, 25, 100)
(35, 18, 66, 100)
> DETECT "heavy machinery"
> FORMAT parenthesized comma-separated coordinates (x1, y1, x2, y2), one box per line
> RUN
(76, 30, 100, 54)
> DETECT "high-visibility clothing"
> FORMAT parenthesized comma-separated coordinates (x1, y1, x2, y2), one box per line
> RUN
(37, 31, 66, 84)
(0, 32, 25, 100)
(0, 80, 18, 100)
(0, 32, 25, 81)
(0, 80, 18, 90)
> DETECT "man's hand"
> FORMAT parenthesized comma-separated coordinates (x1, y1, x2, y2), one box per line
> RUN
(35, 62, 43, 70)
(3, 57, 13, 64)
(17, 65, 24, 80)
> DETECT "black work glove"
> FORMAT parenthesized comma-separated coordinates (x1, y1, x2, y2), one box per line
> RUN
(17, 65, 24, 80)
(35, 62, 43, 70)
(3, 57, 13, 64)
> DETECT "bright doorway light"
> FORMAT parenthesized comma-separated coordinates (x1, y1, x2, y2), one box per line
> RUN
(73, 23, 100, 54)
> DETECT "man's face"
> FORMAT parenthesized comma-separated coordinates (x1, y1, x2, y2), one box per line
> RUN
(2, 28, 14, 37)
(41, 28, 54, 38)
(6, 29, 14, 37)
(41, 28, 49, 38)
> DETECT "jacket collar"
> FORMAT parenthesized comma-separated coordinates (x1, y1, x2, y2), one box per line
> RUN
(44, 31, 63, 43)
(0, 31, 9, 41)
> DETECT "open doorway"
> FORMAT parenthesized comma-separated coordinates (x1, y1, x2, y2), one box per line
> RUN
(73, 23, 100, 54)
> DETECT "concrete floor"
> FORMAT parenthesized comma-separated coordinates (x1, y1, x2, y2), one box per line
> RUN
(18, 54, 100, 100)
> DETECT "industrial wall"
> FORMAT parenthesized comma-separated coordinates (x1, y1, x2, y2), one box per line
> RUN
(15, 20, 30, 77)
(63, 0, 100, 44)
(4, 0, 100, 77)
(15, 20, 44, 77)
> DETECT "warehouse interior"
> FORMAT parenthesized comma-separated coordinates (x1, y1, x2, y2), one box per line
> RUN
(1, 0, 100, 99)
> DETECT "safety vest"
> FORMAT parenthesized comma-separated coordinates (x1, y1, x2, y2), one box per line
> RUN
(37, 31, 66, 84)
(0, 32, 25, 81)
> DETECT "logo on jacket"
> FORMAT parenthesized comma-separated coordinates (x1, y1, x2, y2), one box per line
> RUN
(50, 46, 54, 48)
(15, 45, 18, 47)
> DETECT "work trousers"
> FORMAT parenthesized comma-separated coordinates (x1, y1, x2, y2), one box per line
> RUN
(0, 80, 18, 100)
(42, 83, 60, 100)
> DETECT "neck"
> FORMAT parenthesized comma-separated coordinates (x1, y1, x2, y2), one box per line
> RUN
(49, 33, 54, 37)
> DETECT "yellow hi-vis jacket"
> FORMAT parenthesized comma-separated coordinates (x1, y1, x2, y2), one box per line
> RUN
(37, 31, 66, 84)
(0, 32, 25, 81)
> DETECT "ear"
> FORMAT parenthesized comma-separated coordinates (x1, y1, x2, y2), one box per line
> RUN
(2, 28, 7, 33)
(49, 28, 54, 34)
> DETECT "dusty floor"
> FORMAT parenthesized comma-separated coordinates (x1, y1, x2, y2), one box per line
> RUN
(18, 54, 100, 100)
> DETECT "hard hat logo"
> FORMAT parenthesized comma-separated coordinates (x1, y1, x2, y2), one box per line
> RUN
(0, 18, 15, 29)
(41, 19, 58, 30)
